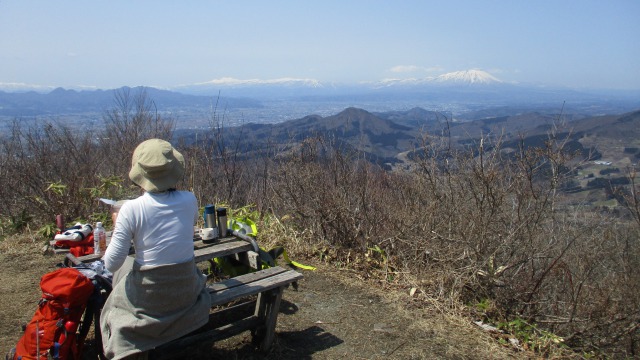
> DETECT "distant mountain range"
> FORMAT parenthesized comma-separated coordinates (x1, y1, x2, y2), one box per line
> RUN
(0, 70, 503, 94)
(175, 69, 504, 94)
(3, 69, 639, 102)
(172, 69, 620, 104)
(1, 70, 639, 129)
(0, 86, 261, 117)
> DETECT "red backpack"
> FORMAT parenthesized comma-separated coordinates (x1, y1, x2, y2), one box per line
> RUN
(10, 267, 95, 360)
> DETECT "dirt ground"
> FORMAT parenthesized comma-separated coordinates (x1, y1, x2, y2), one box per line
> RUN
(0, 238, 527, 360)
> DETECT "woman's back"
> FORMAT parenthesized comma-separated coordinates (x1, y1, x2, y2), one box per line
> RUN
(112, 190, 198, 269)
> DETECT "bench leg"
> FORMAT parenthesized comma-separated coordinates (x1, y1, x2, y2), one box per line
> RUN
(253, 287, 284, 352)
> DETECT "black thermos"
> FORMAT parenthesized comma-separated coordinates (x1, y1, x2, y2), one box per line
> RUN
(217, 208, 228, 237)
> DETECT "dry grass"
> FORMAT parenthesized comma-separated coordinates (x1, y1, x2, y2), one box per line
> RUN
(323, 265, 527, 359)
(0, 234, 62, 358)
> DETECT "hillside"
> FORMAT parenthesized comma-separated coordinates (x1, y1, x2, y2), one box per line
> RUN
(180, 107, 422, 165)
(180, 106, 640, 168)
(455, 110, 640, 167)
(177, 106, 640, 212)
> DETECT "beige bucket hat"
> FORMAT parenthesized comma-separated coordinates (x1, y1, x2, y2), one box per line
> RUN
(128, 139, 185, 192)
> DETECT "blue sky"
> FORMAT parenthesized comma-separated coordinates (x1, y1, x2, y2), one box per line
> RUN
(1, 0, 638, 90)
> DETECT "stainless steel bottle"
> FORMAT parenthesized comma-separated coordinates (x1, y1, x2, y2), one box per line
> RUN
(217, 208, 228, 237)
(204, 204, 216, 229)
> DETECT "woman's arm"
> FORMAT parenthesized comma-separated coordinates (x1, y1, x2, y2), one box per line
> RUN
(103, 206, 135, 273)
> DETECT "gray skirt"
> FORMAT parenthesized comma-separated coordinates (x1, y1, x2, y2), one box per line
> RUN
(100, 257, 211, 360)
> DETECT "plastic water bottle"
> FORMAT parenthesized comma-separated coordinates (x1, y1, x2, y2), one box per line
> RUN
(93, 222, 107, 256)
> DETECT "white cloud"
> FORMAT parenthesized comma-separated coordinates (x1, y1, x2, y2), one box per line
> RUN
(390, 65, 422, 73)
(191, 77, 322, 87)
(486, 68, 523, 75)
(486, 68, 504, 74)
(0, 82, 55, 92)
(389, 65, 445, 75)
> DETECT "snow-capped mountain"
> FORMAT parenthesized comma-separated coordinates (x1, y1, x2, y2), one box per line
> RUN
(374, 77, 434, 87)
(205, 77, 321, 87)
(179, 70, 503, 95)
(4, 70, 633, 113)
(372, 70, 503, 89)
(173, 77, 325, 96)
(0, 70, 502, 95)
(433, 69, 502, 85)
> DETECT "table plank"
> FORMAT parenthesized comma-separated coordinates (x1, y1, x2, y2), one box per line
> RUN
(209, 269, 303, 306)
(194, 240, 253, 263)
(208, 267, 290, 292)
(72, 237, 253, 263)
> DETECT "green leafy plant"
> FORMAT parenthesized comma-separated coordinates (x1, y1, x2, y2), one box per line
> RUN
(475, 298, 491, 312)
(89, 212, 110, 227)
(37, 223, 58, 240)
(499, 318, 564, 353)
(366, 244, 392, 277)
(367, 244, 387, 264)
(10, 209, 32, 232)
(46, 182, 67, 197)
(86, 175, 124, 200)
(229, 203, 260, 222)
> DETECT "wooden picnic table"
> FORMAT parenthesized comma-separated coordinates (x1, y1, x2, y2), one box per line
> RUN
(65, 232, 303, 359)
(69, 234, 256, 264)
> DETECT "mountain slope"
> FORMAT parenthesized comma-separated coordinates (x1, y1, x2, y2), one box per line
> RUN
(178, 107, 640, 168)
(181, 107, 422, 165)
(250, 107, 419, 162)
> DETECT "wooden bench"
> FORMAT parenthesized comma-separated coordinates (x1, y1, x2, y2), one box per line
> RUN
(150, 266, 302, 359)
(67, 236, 303, 357)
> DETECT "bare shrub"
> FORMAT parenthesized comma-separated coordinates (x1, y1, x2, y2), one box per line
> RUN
(0, 120, 99, 225)
(619, 166, 640, 227)
(0, 87, 176, 232)
(100, 87, 175, 177)
(268, 137, 396, 252)
(182, 106, 269, 208)
(390, 130, 638, 356)
(263, 126, 639, 357)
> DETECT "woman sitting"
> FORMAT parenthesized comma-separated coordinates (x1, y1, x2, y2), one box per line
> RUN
(100, 139, 210, 360)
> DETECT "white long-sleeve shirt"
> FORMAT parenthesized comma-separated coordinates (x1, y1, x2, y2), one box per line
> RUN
(103, 190, 199, 273)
